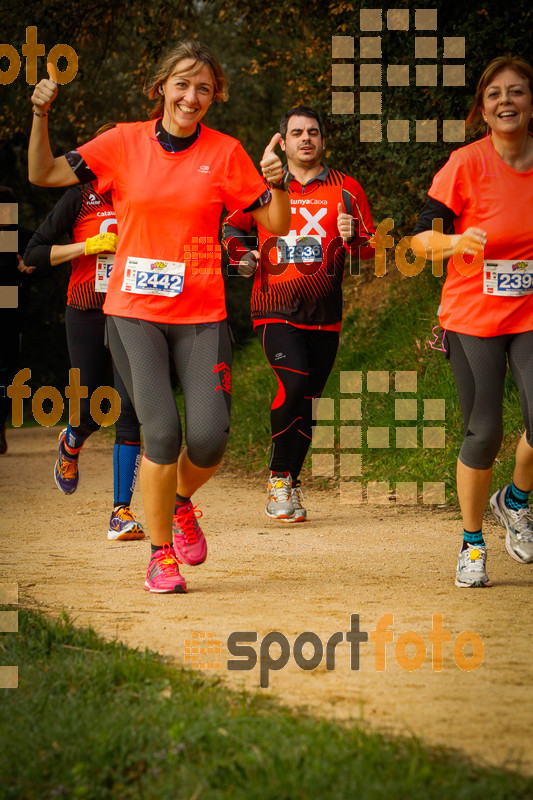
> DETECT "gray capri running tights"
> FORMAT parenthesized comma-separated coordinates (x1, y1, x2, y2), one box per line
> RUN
(107, 316, 232, 466)
(446, 330, 533, 470)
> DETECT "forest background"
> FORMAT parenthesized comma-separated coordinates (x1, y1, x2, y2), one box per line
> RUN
(1, 0, 531, 406)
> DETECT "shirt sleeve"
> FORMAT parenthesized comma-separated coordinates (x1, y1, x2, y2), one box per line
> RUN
(426, 149, 467, 217)
(75, 126, 123, 194)
(23, 186, 82, 269)
(65, 151, 97, 184)
(413, 197, 456, 235)
(244, 188, 271, 212)
(222, 141, 268, 213)
(221, 208, 258, 264)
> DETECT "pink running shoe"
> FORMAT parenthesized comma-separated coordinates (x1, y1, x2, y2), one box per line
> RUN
(144, 544, 187, 594)
(172, 501, 207, 566)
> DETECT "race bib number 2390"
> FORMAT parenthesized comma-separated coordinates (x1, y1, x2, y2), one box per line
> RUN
(484, 260, 533, 297)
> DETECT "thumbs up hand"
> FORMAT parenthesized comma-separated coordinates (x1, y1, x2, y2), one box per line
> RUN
(260, 133, 284, 186)
(337, 202, 355, 242)
(31, 62, 59, 115)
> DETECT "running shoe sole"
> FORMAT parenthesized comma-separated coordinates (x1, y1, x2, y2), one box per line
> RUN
(455, 576, 492, 588)
(143, 581, 187, 594)
(108, 526, 146, 541)
(286, 512, 306, 523)
(265, 508, 293, 520)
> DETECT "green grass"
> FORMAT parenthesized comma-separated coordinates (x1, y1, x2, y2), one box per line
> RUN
(227, 267, 525, 504)
(1, 609, 532, 799)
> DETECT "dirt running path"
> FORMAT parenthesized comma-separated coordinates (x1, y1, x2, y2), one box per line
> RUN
(1, 427, 532, 774)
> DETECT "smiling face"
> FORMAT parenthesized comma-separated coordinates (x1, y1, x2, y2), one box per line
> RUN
(481, 67, 533, 137)
(280, 115, 325, 170)
(161, 59, 215, 137)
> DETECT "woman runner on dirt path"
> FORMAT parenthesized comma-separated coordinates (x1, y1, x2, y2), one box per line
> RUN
(28, 40, 290, 594)
(412, 55, 533, 587)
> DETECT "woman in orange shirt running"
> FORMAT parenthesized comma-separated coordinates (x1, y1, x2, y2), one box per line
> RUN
(28, 40, 290, 594)
(413, 56, 533, 587)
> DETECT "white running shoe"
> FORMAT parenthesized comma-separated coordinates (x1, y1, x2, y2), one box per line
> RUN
(287, 483, 307, 523)
(265, 475, 294, 520)
(490, 487, 533, 564)
(455, 544, 492, 588)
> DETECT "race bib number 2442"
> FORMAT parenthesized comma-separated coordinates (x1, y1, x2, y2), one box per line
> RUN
(121, 256, 185, 297)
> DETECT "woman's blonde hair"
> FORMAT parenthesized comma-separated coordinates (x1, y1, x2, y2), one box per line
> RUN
(466, 55, 533, 135)
(145, 40, 229, 118)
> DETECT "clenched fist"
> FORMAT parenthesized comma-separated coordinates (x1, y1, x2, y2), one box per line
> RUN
(85, 232, 118, 255)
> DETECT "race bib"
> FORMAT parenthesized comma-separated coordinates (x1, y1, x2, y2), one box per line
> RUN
(121, 256, 185, 297)
(95, 254, 114, 293)
(277, 234, 323, 264)
(483, 260, 533, 297)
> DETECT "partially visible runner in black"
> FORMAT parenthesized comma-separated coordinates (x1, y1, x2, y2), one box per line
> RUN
(0, 186, 36, 455)
(25, 176, 144, 541)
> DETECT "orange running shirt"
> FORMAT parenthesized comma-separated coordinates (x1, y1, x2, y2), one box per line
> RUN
(428, 136, 533, 336)
(76, 120, 266, 324)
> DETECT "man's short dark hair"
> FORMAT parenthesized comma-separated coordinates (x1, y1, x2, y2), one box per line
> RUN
(279, 106, 325, 139)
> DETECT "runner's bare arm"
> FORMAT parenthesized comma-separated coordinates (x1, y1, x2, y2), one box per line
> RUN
(412, 227, 487, 260)
(251, 133, 291, 235)
(49, 233, 117, 266)
(28, 77, 79, 187)
(49, 242, 85, 266)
